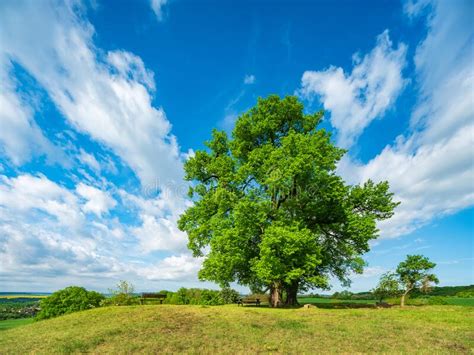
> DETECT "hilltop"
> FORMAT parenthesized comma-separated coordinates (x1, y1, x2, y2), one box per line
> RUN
(1, 305, 473, 353)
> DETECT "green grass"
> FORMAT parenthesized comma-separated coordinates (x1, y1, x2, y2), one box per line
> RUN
(445, 298, 474, 307)
(0, 318, 34, 331)
(0, 305, 473, 353)
(298, 297, 376, 304)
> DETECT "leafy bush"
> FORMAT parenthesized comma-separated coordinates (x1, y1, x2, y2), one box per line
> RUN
(332, 290, 353, 300)
(456, 290, 474, 298)
(165, 288, 224, 305)
(220, 287, 240, 304)
(36, 287, 104, 320)
(406, 296, 448, 306)
(427, 296, 448, 305)
(101, 280, 140, 306)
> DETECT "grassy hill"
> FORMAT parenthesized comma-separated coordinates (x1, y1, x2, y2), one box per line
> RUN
(1, 305, 473, 353)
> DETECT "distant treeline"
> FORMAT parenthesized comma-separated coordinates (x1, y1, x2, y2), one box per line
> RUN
(411, 285, 474, 297)
(301, 285, 474, 300)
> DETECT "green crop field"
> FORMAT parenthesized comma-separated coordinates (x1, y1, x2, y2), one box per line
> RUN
(0, 318, 34, 331)
(0, 305, 473, 353)
(445, 298, 474, 307)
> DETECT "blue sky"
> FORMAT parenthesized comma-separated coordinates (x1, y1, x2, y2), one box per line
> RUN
(0, 0, 472, 293)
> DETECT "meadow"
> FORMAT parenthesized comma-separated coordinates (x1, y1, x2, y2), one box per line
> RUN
(0, 304, 472, 353)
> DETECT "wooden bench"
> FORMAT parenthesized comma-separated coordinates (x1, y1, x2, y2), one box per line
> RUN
(140, 293, 167, 305)
(237, 294, 269, 306)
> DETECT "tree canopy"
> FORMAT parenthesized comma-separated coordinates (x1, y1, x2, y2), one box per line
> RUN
(178, 95, 399, 307)
(396, 254, 438, 306)
(372, 272, 400, 303)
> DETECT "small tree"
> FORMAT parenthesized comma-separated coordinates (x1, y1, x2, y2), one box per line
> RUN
(396, 255, 438, 307)
(220, 287, 240, 304)
(102, 280, 139, 306)
(115, 280, 135, 295)
(372, 272, 400, 304)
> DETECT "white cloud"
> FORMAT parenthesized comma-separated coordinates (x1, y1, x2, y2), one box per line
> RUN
(136, 254, 203, 281)
(337, 0, 474, 238)
(0, 174, 83, 229)
(150, 0, 168, 21)
(76, 183, 116, 217)
(132, 214, 188, 252)
(244, 74, 255, 84)
(120, 188, 191, 253)
(0, 172, 196, 290)
(0, 0, 183, 188)
(0, 60, 60, 165)
(300, 30, 407, 148)
(77, 149, 101, 173)
(352, 266, 386, 279)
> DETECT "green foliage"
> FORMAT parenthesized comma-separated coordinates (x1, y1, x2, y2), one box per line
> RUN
(396, 255, 438, 293)
(456, 290, 474, 298)
(178, 95, 399, 305)
(372, 272, 400, 303)
(35, 287, 104, 320)
(165, 288, 224, 305)
(410, 285, 474, 297)
(406, 296, 448, 306)
(219, 287, 240, 304)
(396, 255, 438, 306)
(101, 281, 139, 306)
(0, 301, 39, 320)
(331, 290, 353, 300)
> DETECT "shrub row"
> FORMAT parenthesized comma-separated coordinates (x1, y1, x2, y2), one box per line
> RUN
(35, 285, 241, 320)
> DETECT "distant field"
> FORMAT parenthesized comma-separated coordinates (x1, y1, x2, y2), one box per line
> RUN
(0, 305, 473, 353)
(0, 318, 34, 331)
(0, 295, 47, 300)
(298, 297, 375, 305)
(445, 298, 474, 306)
(299, 296, 474, 307)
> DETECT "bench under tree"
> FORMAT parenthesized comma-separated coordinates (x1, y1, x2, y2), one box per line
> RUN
(237, 294, 269, 306)
(140, 293, 167, 305)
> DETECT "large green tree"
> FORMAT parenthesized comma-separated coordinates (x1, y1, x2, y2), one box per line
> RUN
(396, 254, 438, 307)
(178, 95, 399, 307)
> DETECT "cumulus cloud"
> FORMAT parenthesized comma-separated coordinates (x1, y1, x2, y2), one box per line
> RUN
(136, 254, 203, 281)
(150, 0, 168, 21)
(0, 174, 83, 229)
(338, 0, 474, 238)
(0, 1, 196, 290)
(0, 172, 195, 290)
(300, 30, 407, 148)
(76, 183, 116, 217)
(120, 189, 191, 253)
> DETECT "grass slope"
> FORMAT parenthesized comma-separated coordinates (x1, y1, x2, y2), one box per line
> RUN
(0, 318, 34, 331)
(1, 305, 473, 353)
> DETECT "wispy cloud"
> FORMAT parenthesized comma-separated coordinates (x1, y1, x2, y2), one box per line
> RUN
(244, 74, 256, 84)
(312, 0, 474, 239)
(300, 30, 407, 148)
(150, 0, 168, 21)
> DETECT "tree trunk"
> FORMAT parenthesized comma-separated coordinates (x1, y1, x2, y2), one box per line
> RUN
(284, 281, 299, 306)
(270, 283, 283, 308)
(400, 290, 409, 307)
